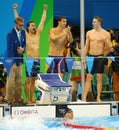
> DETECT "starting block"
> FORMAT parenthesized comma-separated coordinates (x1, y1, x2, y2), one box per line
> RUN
(35, 73, 71, 104)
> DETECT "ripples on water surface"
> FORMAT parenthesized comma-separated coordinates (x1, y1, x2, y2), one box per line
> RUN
(0, 116, 119, 130)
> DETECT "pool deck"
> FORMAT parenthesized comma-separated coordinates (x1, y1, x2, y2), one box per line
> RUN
(0, 101, 119, 118)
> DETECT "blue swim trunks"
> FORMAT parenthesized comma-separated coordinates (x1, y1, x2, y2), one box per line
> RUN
(47, 56, 65, 73)
(25, 58, 40, 77)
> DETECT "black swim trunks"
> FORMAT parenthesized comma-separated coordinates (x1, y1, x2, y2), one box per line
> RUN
(87, 54, 106, 74)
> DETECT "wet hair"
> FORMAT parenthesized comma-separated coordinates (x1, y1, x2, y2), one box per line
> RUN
(63, 108, 72, 117)
(15, 17, 24, 24)
(58, 16, 66, 22)
(94, 16, 102, 23)
(26, 21, 35, 32)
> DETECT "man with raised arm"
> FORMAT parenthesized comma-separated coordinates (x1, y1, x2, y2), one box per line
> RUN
(13, 4, 48, 104)
(82, 16, 113, 102)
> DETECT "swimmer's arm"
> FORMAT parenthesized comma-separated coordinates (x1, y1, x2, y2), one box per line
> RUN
(37, 4, 48, 33)
(66, 47, 71, 57)
(13, 4, 19, 19)
(49, 29, 67, 41)
(13, 4, 25, 31)
(65, 26, 73, 43)
(82, 32, 90, 65)
(104, 33, 114, 53)
(84, 32, 90, 57)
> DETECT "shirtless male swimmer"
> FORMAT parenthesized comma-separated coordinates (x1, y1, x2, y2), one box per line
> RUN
(82, 16, 113, 102)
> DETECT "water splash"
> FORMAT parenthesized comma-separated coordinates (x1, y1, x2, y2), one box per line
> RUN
(0, 116, 119, 130)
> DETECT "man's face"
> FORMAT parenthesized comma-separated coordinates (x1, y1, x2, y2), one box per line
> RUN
(59, 18, 67, 29)
(16, 21, 24, 31)
(92, 18, 100, 29)
(28, 22, 36, 34)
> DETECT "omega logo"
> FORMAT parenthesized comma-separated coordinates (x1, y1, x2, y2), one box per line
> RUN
(14, 109, 38, 115)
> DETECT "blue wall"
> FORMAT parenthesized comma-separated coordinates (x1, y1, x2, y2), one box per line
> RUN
(85, 0, 119, 29)
(54, 0, 119, 29)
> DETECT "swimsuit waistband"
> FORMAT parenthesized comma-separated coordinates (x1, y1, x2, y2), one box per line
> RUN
(88, 54, 104, 57)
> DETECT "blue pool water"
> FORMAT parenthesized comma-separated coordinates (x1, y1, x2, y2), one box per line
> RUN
(0, 116, 119, 130)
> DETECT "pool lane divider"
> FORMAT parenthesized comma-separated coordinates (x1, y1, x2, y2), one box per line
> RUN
(63, 122, 114, 130)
